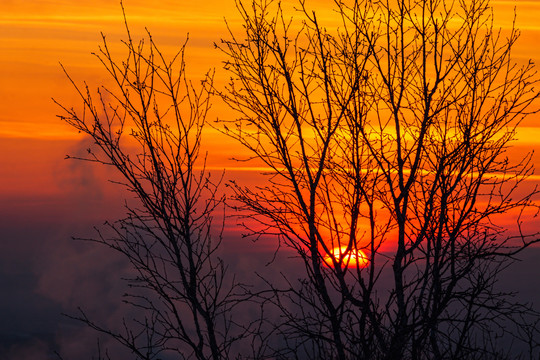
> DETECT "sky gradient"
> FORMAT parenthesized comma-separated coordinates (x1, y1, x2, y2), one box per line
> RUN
(1, 0, 540, 358)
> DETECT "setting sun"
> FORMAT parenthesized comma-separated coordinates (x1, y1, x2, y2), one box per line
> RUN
(323, 246, 369, 268)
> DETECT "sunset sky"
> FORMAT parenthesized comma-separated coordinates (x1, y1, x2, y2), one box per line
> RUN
(1, 0, 540, 358)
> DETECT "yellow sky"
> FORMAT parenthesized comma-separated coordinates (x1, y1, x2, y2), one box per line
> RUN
(1, 0, 539, 197)
(1, 0, 539, 137)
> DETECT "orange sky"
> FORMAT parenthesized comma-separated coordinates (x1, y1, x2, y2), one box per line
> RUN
(1, 3, 540, 358)
(1, 0, 539, 199)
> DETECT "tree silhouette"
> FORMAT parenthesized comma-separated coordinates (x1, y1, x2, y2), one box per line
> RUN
(217, 0, 540, 358)
(56, 13, 246, 360)
(58, 0, 540, 359)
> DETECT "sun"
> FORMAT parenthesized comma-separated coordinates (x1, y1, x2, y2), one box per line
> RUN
(323, 246, 369, 268)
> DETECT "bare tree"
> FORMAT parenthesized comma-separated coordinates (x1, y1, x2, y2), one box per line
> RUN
(55, 13, 245, 360)
(217, 0, 540, 359)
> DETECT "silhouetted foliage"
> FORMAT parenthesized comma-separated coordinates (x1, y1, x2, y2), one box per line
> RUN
(58, 0, 540, 359)
(56, 11, 246, 360)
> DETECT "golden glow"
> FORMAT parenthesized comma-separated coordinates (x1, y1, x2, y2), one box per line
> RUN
(1, 0, 539, 223)
(323, 246, 369, 268)
(1, 0, 540, 144)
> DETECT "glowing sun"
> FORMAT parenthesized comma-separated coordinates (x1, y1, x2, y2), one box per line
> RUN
(323, 246, 369, 268)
